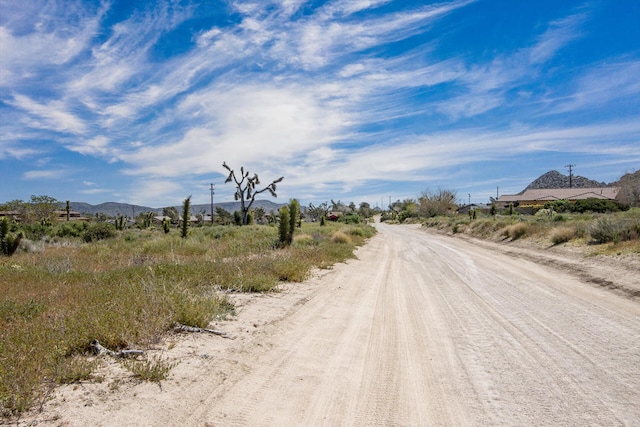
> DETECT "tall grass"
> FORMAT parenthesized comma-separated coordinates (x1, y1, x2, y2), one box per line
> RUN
(0, 221, 374, 415)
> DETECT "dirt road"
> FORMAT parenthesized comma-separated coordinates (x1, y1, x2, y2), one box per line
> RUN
(23, 224, 640, 426)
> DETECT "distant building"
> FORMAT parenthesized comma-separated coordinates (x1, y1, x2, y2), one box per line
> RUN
(326, 211, 343, 221)
(495, 187, 620, 209)
(54, 210, 90, 221)
(0, 211, 20, 221)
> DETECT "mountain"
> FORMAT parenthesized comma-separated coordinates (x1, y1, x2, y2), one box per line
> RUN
(611, 170, 640, 207)
(70, 199, 285, 217)
(186, 200, 285, 215)
(70, 202, 160, 217)
(525, 170, 609, 191)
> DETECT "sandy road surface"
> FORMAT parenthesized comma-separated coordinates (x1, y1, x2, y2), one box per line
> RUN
(17, 224, 640, 426)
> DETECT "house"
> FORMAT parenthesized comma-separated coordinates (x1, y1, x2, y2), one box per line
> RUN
(0, 211, 20, 221)
(54, 210, 90, 221)
(326, 211, 343, 221)
(495, 187, 620, 209)
(457, 203, 490, 215)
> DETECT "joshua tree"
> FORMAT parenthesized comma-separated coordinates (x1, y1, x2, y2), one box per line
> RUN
(288, 199, 300, 244)
(181, 196, 191, 238)
(279, 205, 290, 246)
(222, 162, 283, 225)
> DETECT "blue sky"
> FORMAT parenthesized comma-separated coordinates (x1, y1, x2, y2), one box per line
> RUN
(1, 0, 639, 209)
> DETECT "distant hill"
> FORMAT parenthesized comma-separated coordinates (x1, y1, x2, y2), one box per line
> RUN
(70, 199, 285, 217)
(70, 202, 160, 217)
(525, 170, 609, 192)
(612, 170, 640, 207)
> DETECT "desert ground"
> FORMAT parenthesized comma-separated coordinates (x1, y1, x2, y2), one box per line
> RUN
(12, 223, 640, 426)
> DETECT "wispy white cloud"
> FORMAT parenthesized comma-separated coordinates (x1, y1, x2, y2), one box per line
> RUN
(550, 60, 640, 114)
(66, 136, 116, 158)
(23, 169, 65, 180)
(528, 11, 587, 64)
(9, 94, 86, 134)
(0, 0, 106, 88)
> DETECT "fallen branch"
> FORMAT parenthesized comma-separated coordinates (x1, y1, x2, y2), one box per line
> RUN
(173, 322, 235, 339)
(90, 340, 145, 358)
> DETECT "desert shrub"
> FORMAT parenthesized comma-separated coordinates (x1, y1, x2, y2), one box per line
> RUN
(55, 221, 88, 238)
(1, 217, 23, 256)
(506, 222, 528, 240)
(55, 356, 100, 384)
(573, 198, 625, 213)
(19, 223, 51, 240)
(544, 200, 572, 213)
(340, 212, 363, 224)
(550, 226, 576, 245)
(171, 293, 232, 328)
(270, 251, 312, 282)
(331, 231, 352, 244)
(122, 355, 176, 383)
(590, 217, 640, 244)
(82, 222, 116, 242)
(292, 234, 316, 247)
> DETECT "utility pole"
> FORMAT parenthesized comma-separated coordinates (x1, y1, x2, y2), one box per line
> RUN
(468, 193, 471, 206)
(210, 183, 215, 224)
(565, 164, 575, 188)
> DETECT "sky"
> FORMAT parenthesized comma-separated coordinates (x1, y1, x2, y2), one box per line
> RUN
(1, 0, 639, 209)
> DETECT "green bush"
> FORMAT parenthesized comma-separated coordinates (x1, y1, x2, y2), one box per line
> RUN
(340, 212, 363, 224)
(545, 198, 626, 214)
(55, 221, 88, 238)
(19, 223, 51, 240)
(1, 217, 22, 256)
(83, 222, 116, 242)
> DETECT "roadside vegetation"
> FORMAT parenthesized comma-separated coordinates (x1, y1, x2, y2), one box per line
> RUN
(0, 196, 375, 416)
(378, 187, 639, 254)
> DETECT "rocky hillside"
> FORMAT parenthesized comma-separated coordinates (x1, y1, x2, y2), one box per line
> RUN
(612, 170, 640, 207)
(525, 170, 608, 190)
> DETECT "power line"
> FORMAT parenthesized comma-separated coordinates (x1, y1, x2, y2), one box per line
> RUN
(210, 183, 215, 224)
(565, 164, 576, 188)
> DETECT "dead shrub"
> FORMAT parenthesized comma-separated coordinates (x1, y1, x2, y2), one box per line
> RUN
(550, 226, 576, 245)
(507, 222, 528, 240)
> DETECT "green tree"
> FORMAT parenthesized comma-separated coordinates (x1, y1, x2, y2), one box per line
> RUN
(28, 195, 60, 223)
(253, 207, 266, 224)
(307, 202, 328, 222)
(222, 162, 284, 225)
(162, 206, 179, 223)
(419, 189, 457, 217)
(358, 202, 372, 218)
(215, 207, 233, 225)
